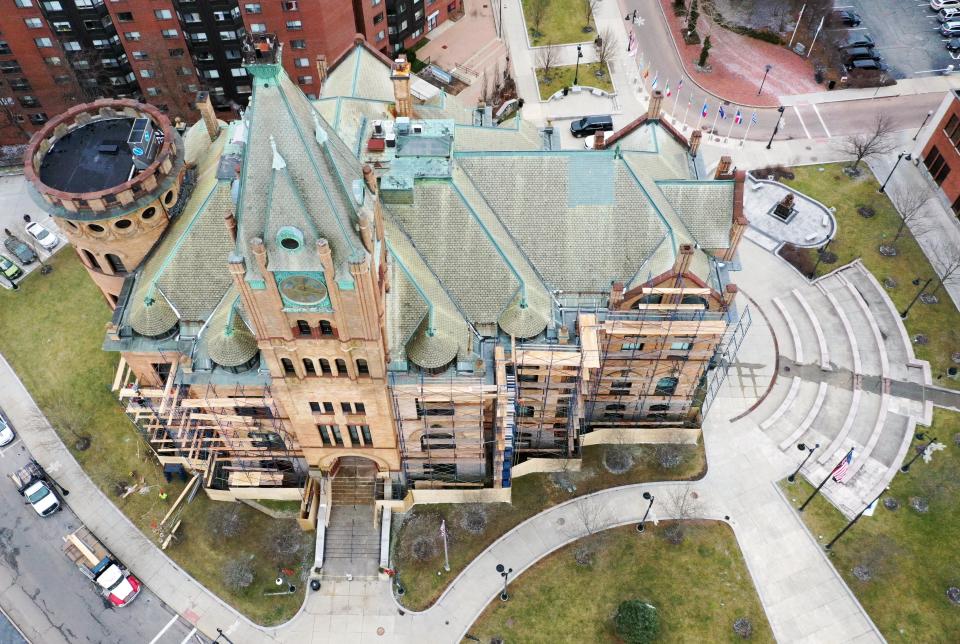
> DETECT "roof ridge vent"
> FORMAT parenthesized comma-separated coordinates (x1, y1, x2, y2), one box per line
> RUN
(269, 135, 286, 170)
(313, 112, 328, 147)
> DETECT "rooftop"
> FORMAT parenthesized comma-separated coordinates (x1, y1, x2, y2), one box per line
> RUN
(38, 118, 139, 193)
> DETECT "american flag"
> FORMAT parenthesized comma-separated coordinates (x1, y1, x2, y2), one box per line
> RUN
(734, 109, 742, 124)
(751, 111, 759, 125)
(440, 519, 447, 538)
(831, 448, 855, 483)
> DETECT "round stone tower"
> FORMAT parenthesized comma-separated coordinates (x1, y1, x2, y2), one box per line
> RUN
(23, 99, 186, 307)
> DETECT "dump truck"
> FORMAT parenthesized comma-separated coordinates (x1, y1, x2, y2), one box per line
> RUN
(11, 460, 60, 517)
(63, 527, 141, 607)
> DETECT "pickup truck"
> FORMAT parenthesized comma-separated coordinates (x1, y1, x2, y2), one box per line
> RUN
(63, 527, 141, 607)
(10, 460, 60, 517)
(3, 234, 37, 266)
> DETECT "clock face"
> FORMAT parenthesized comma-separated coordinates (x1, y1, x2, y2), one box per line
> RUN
(278, 275, 328, 305)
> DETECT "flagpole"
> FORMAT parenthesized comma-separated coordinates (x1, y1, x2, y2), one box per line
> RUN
(441, 520, 450, 571)
(741, 117, 754, 146)
(710, 107, 721, 135)
(824, 487, 889, 550)
(798, 466, 833, 512)
(683, 95, 692, 130)
(799, 448, 852, 512)
(696, 100, 706, 129)
(672, 86, 682, 118)
(726, 112, 737, 139)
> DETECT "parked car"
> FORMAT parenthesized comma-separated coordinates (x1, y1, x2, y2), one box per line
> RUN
(0, 410, 14, 448)
(25, 222, 57, 251)
(840, 33, 875, 49)
(0, 254, 22, 281)
(943, 20, 960, 36)
(939, 7, 960, 22)
(834, 10, 861, 26)
(847, 58, 884, 72)
(932, 0, 960, 11)
(844, 47, 881, 64)
(947, 37, 960, 51)
(570, 114, 614, 138)
(3, 235, 37, 265)
(63, 527, 141, 607)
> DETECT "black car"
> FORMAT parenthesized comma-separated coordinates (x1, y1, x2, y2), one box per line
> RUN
(3, 235, 36, 265)
(834, 10, 861, 27)
(844, 47, 880, 64)
(840, 33, 875, 49)
(947, 37, 960, 51)
(570, 114, 614, 138)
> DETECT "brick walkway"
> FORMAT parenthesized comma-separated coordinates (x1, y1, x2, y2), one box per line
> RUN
(655, 0, 821, 107)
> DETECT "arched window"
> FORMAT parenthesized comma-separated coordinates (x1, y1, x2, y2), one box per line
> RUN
(319, 358, 332, 375)
(421, 432, 455, 450)
(105, 253, 126, 274)
(319, 320, 334, 336)
(356, 358, 369, 376)
(655, 376, 678, 396)
(296, 320, 310, 336)
(81, 248, 101, 270)
(335, 358, 347, 376)
(681, 294, 708, 308)
(636, 294, 662, 307)
(302, 358, 316, 375)
(281, 358, 295, 375)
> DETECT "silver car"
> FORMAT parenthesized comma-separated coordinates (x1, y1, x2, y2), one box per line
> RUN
(25, 222, 58, 251)
(0, 411, 15, 447)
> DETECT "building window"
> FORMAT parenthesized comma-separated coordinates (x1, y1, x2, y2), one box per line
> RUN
(347, 424, 370, 447)
(169, 48, 185, 58)
(24, 18, 42, 28)
(153, 362, 172, 382)
(34, 38, 53, 48)
(945, 114, 960, 149)
(360, 425, 373, 446)
(655, 376, 679, 396)
(15, 0, 33, 7)
(952, 194, 960, 218)
(319, 358, 332, 375)
(132, 51, 148, 61)
(245, 3, 262, 13)
(230, 67, 247, 77)
(341, 402, 352, 414)
(373, 0, 381, 5)
(124, 32, 141, 41)
(294, 57, 309, 68)
(924, 146, 951, 186)
(140, 69, 155, 78)
(376, 30, 385, 42)
(51, 21, 72, 32)
(250, 23, 266, 33)
(670, 341, 694, 351)
(303, 358, 316, 375)
(355, 402, 365, 414)
(81, 248, 100, 270)
(43, 56, 61, 66)
(319, 320, 333, 336)
(317, 424, 332, 446)
(286, 20, 303, 30)
(623, 341, 645, 351)
(18, 96, 38, 107)
(447, 1, 456, 10)
(296, 319, 311, 336)
(373, 12, 384, 23)
(189, 32, 208, 43)
(309, 401, 321, 412)
(154, 9, 172, 19)
(297, 75, 313, 85)
(283, 0, 299, 10)
(43, 0, 62, 8)
(356, 359, 369, 377)
(335, 359, 347, 376)
(290, 39, 306, 49)
(281, 357, 295, 374)
(116, 11, 133, 21)
(63, 41, 80, 51)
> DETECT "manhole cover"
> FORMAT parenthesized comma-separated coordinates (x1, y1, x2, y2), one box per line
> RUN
(377, 627, 386, 636)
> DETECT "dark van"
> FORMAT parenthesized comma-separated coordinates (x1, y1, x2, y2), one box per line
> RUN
(844, 47, 879, 64)
(570, 115, 613, 138)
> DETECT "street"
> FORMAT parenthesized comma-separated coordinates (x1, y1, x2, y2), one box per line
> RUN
(0, 410, 201, 644)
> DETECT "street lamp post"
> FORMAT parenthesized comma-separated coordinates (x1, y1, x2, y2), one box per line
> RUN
(900, 432, 938, 473)
(635, 491, 654, 532)
(900, 277, 932, 319)
(913, 109, 934, 141)
(214, 628, 235, 644)
(788, 442, 819, 483)
(879, 152, 911, 193)
(757, 64, 773, 96)
(766, 106, 785, 150)
(496, 563, 513, 601)
(574, 45, 583, 86)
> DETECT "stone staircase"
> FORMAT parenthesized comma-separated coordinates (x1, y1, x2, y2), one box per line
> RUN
(322, 505, 381, 579)
(744, 250, 932, 516)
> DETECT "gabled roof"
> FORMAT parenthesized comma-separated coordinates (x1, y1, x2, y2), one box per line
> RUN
(321, 40, 396, 103)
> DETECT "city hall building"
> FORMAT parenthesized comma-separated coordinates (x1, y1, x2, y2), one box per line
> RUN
(24, 34, 748, 523)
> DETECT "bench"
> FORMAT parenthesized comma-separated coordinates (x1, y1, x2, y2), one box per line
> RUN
(751, 182, 764, 191)
(804, 232, 818, 242)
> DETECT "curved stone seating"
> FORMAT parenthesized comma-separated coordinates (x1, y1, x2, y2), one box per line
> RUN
(771, 297, 804, 363)
(778, 381, 829, 450)
(818, 387, 863, 465)
(819, 275, 883, 377)
(818, 283, 862, 375)
(845, 393, 890, 481)
(759, 376, 802, 431)
(838, 275, 889, 379)
(791, 289, 831, 371)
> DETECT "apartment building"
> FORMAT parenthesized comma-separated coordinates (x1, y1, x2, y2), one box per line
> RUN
(0, 0, 463, 145)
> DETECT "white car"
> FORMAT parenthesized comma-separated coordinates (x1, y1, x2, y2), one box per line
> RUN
(0, 411, 14, 447)
(932, 0, 960, 11)
(25, 222, 58, 251)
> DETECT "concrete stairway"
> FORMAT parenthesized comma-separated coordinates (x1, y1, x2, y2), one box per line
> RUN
(322, 505, 381, 579)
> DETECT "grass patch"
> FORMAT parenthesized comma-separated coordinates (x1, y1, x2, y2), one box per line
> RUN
(780, 408, 960, 642)
(392, 442, 705, 610)
(782, 163, 960, 389)
(0, 252, 312, 625)
(536, 62, 613, 98)
(255, 499, 302, 513)
(468, 521, 773, 643)
(523, 0, 596, 46)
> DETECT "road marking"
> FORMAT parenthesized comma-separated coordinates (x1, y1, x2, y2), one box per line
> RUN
(845, 26, 868, 31)
(811, 103, 831, 138)
(179, 627, 198, 644)
(913, 67, 955, 73)
(0, 439, 21, 458)
(148, 615, 179, 644)
(793, 105, 812, 139)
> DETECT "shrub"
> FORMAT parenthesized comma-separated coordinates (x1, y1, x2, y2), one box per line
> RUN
(223, 557, 255, 591)
(614, 600, 660, 644)
(778, 243, 816, 278)
(207, 502, 246, 539)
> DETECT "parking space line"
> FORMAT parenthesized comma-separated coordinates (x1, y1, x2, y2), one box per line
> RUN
(793, 105, 812, 139)
(0, 439, 21, 458)
(179, 627, 198, 644)
(811, 104, 831, 139)
(148, 615, 179, 644)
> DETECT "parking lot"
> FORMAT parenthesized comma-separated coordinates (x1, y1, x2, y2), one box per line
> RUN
(0, 172, 65, 290)
(831, 0, 956, 79)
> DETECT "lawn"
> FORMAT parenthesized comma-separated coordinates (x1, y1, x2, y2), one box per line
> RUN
(536, 62, 613, 98)
(0, 251, 311, 625)
(782, 163, 960, 389)
(780, 408, 960, 642)
(468, 522, 773, 643)
(392, 442, 705, 610)
(522, 0, 596, 46)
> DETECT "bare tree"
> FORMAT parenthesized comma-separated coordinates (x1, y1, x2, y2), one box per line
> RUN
(662, 485, 703, 544)
(223, 556, 255, 590)
(888, 187, 933, 246)
(207, 502, 247, 539)
(837, 114, 896, 172)
(583, 0, 601, 28)
(536, 45, 560, 81)
(596, 26, 619, 68)
(530, 0, 551, 38)
(34, 399, 92, 451)
(929, 240, 960, 297)
(568, 497, 609, 565)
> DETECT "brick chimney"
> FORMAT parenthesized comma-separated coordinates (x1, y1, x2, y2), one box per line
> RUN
(689, 129, 702, 157)
(715, 155, 733, 179)
(224, 212, 237, 242)
(195, 91, 219, 141)
(647, 90, 664, 119)
(392, 55, 412, 117)
(316, 54, 328, 83)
